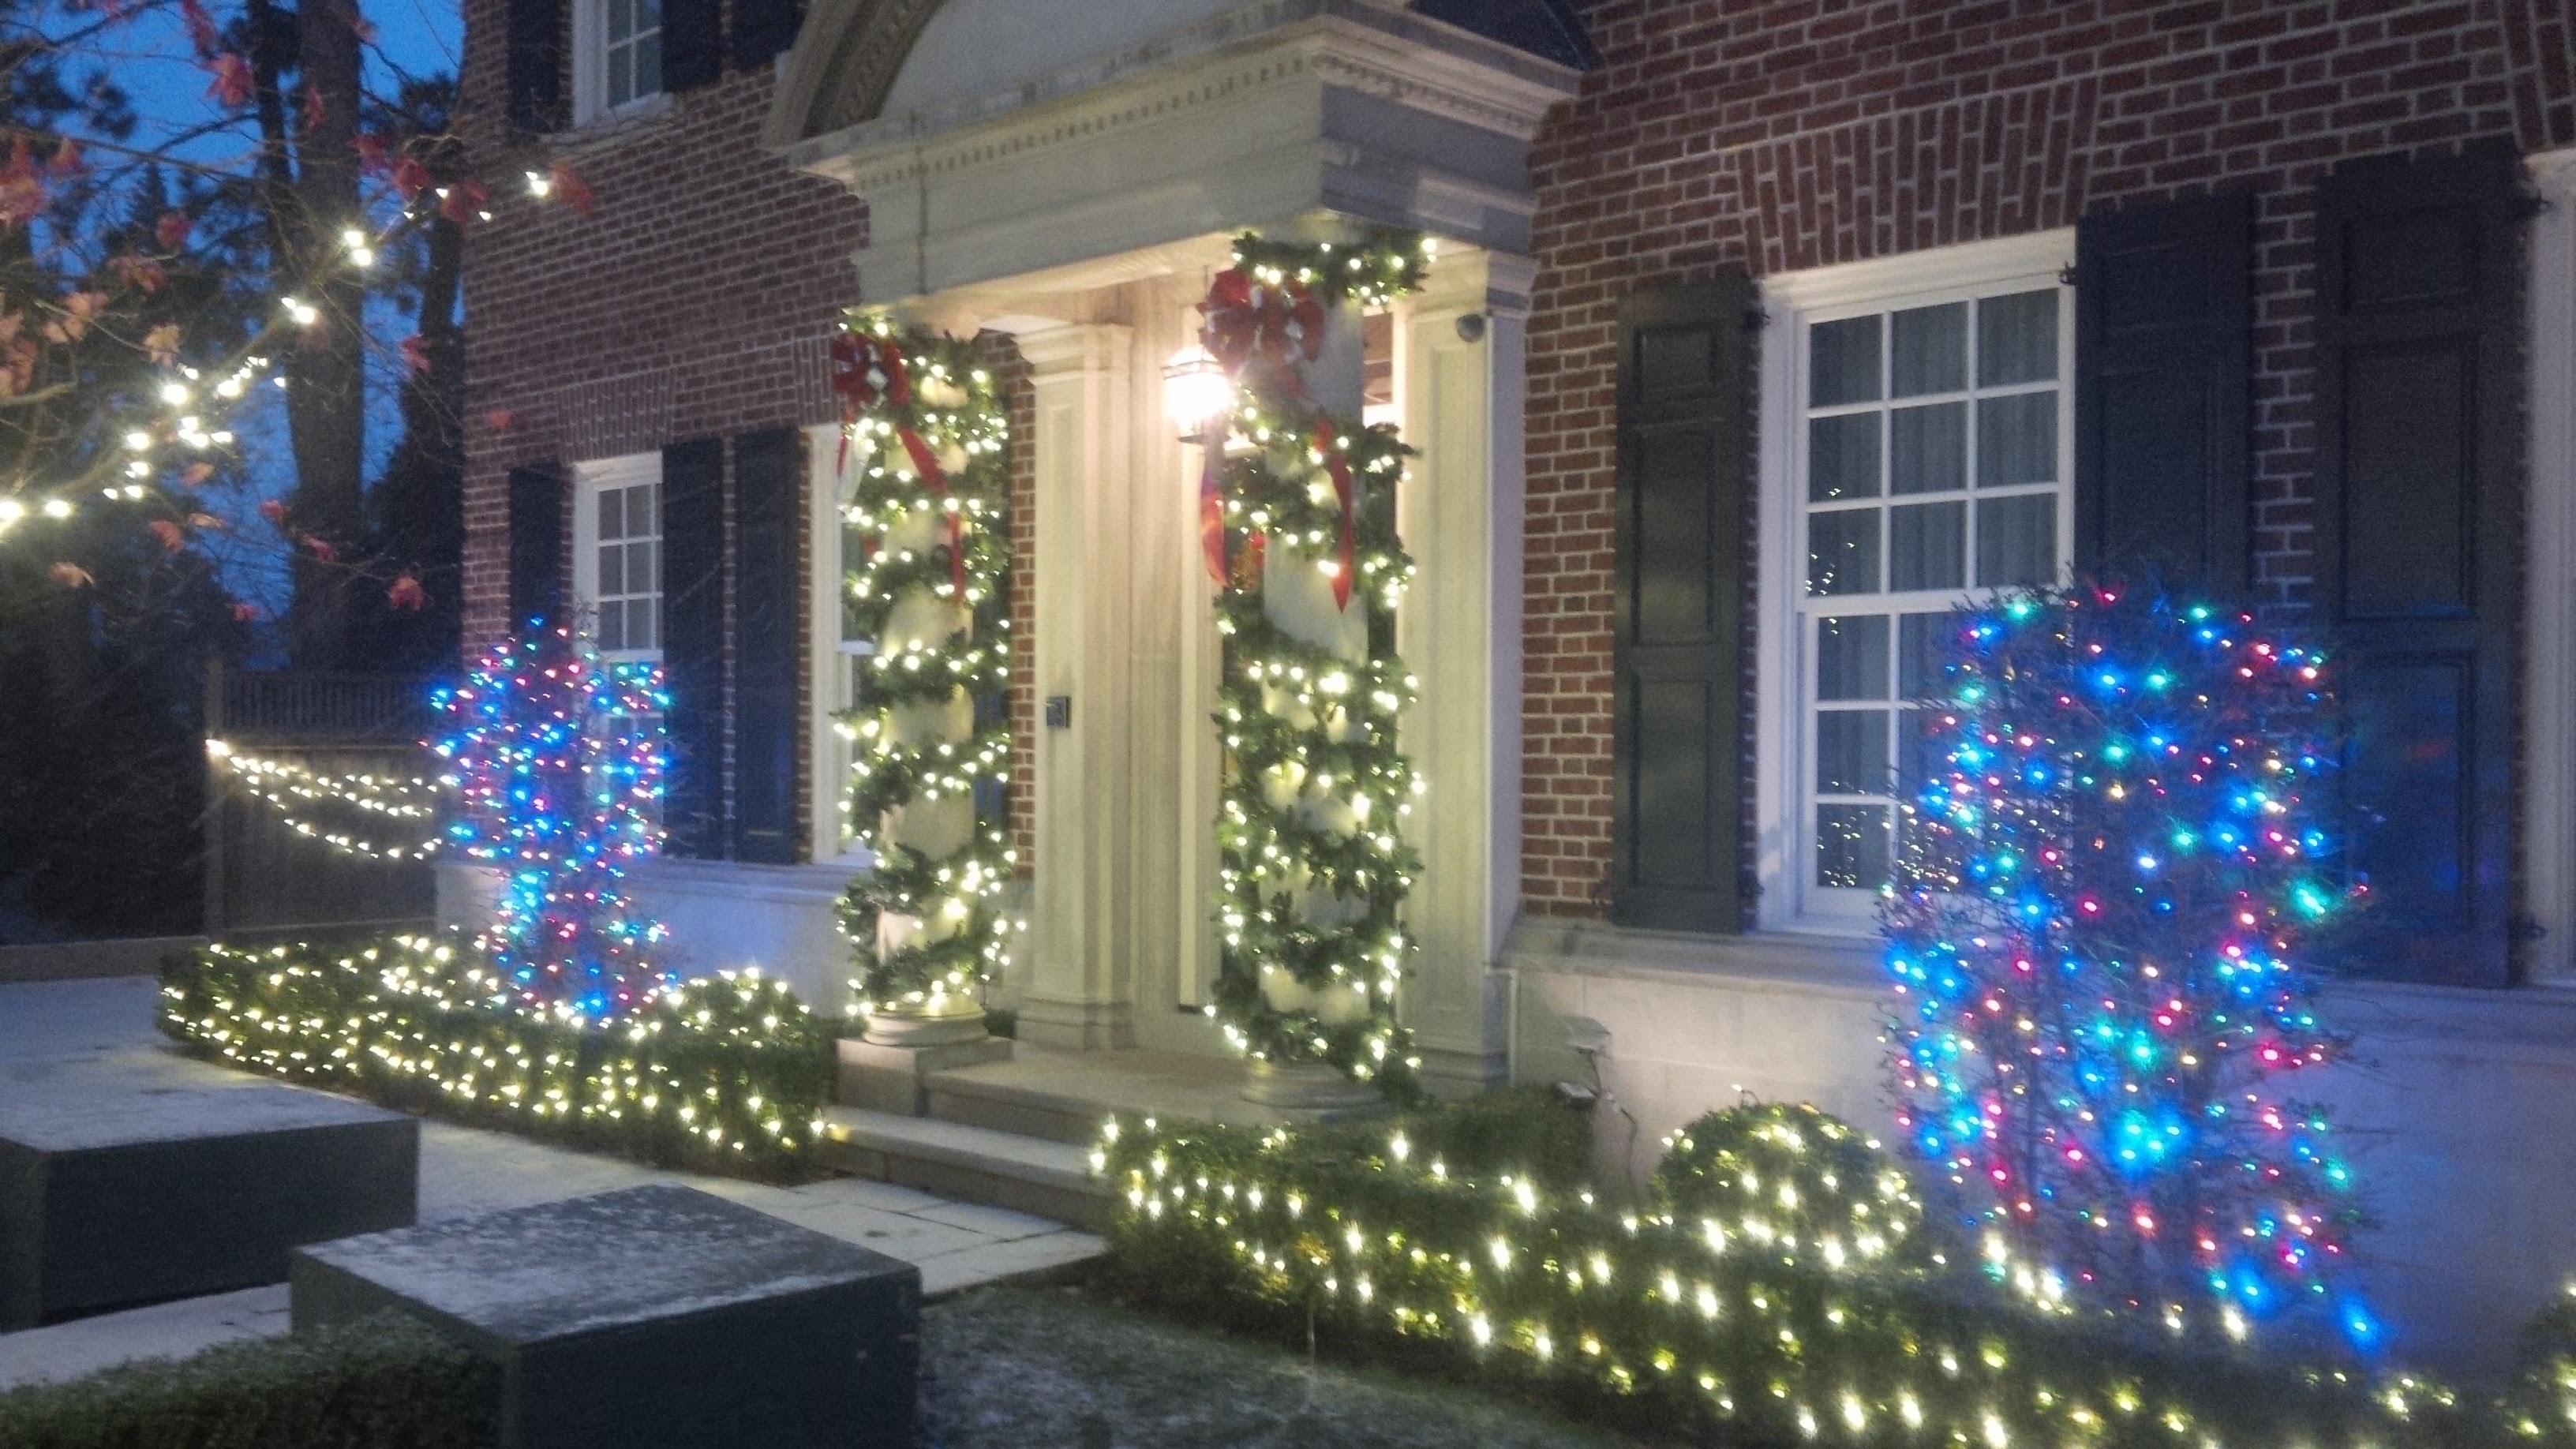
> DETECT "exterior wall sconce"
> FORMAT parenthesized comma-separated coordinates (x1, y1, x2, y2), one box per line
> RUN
(1162, 343, 1231, 441)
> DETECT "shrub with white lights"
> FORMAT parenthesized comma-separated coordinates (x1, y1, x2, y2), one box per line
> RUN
(160, 933, 829, 1178)
(828, 315, 1016, 1019)
(1884, 588, 2364, 1345)
(1099, 1099, 2548, 1449)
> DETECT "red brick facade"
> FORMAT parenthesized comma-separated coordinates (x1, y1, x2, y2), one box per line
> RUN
(1516, 0, 2576, 918)
(456, 0, 2576, 909)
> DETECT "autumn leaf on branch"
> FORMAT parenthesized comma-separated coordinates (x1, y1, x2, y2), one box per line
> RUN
(0, 140, 47, 227)
(110, 256, 169, 293)
(143, 323, 181, 365)
(47, 140, 84, 179)
(387, 574, 425, 610)
(257, 498, 286, 526)
(148, 519, 185, 552)
(154, 210, 191, 252)
(206, 54, 254, 108)
(390, 155, 429, 203)
(181, 462, 215, 488)
(48, 562, 94, 589)
(298, 534, 336, 562)
(437, 179, 488, 227)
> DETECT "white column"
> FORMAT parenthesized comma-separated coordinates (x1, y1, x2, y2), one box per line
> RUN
(2527, 148, 2576, 983)
(1394, 246, 1530, 1097)
(1017, 322, 1138, 1048)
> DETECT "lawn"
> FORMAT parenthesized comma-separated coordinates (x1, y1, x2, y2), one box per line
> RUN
(922, 1285, 1637, 1449)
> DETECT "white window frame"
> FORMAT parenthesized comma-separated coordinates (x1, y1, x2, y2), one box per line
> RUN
(568, 0, 668, 126)
(1754, 230, 2076, 935)
(807, 425, 877, 865)
(571, 452, 664, 663)
(2527, 148, 2576, 982)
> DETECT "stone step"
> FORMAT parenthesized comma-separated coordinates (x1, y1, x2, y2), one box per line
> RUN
(922, 1045, 1297, 1146)
(818, 1107, 1113, 1234)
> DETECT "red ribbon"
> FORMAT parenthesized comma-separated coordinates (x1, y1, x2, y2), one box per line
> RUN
(1313, 416, 1357, 611)
(832, 331, 965, 595)
(1199, 429, 1229, 586)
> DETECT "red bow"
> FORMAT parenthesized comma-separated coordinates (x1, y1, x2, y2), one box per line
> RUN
(1198, 268, 1324, 380)
(832, 331, 965, 594)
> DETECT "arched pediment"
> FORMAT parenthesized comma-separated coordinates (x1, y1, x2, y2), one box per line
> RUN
(766, 0, 1587, 305)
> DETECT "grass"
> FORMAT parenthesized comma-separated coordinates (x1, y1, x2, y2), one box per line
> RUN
(920, 1285, 1638, 1449)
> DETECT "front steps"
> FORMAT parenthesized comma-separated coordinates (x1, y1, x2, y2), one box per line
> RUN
(817, 1108, 1112, 1234)
(821, 1043, 1358, 1234)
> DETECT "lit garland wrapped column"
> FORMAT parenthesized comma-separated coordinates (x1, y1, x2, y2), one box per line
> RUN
(430, 625, 672, 1022)
(1883, 588, 2368, 1347)
(1200, 230, 1432, 1102)
(830, 315, 1014, 1040)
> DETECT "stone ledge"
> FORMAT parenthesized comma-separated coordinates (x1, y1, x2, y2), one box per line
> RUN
(293, 1184, 919, 1449)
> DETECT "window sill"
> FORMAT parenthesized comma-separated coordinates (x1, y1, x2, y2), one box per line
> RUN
(1500, 918, 1881, 997)
(549, 92, 674, 152)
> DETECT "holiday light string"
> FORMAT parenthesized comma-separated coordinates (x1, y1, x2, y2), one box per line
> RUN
(829, 315, 1017, 1017)
(1883, 588, 2367, 1349)
(431, 625, 672, 1023)
(159, 933, 828, 1175)
(0, 137, 591, 552)
(206, 741, 445, 859)
(1200, 229, 1432, 1093)
(1098, 1101, 2564, 1449)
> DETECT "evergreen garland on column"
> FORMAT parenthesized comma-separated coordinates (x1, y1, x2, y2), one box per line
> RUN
(829, 316, 1016, 1017)
(1198, 230, 1432, 1095)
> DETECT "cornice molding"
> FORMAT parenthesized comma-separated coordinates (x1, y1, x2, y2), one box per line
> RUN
(781, 5, 1571, 192)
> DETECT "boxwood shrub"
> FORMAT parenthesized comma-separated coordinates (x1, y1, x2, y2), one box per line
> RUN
(1102, 1097, 2555, 1449)
(0, 1313, 498, 1449)
(159, 932, 832, 1179)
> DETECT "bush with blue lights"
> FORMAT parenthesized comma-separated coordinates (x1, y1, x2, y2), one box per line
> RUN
(1883, 587, 2370, 1346)
(432, 623, 672, 1021)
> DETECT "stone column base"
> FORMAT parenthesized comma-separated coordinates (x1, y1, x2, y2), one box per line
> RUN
(837, 1035, 1013, 1117)
(1240, 1058, 1380, 1112)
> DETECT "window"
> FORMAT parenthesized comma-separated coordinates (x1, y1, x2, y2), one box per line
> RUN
(575, 455, 662, 660)
(571, 0, 662, 123)
(1763, 239, 2073, 927)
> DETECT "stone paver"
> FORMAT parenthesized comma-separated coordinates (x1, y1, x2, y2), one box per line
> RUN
(0, 976, 1103, 1391)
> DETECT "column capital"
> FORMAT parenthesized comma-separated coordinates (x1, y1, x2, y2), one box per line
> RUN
(1012, 320, 1133, 376)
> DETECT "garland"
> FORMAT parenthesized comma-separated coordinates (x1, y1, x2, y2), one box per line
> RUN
(829, 314, 1016, 1014)
(209, 746, 444, 860)
(1200, 230, 1432, 1092)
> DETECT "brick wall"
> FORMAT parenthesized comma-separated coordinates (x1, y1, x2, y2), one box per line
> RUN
(457, 0, 867, 857)
(1518, 0, 2576, 919)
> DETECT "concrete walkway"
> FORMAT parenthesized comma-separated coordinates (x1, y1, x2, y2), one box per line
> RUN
(0, 975, 1103, 1391)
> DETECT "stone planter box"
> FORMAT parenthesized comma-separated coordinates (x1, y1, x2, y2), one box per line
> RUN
(292, 1184, 919, 1448)
(0, 1082, 417, 1328)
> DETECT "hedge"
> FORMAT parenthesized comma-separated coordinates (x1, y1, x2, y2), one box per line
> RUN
(1102, 1098, 2576, 1449)
(0, 1313, 498, 1449)
(159, 932, 833, 1178)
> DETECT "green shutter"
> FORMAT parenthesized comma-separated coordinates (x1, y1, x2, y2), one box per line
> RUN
(1611, 275, 1752, 932)
(660, 0, 721, 92)
(661, 437, 726, 859)
(2073, 191, 2252, 596)
(506, 462, 565, 633)
(2312, 140, 2523, 986)
(732, 428, 803, 864)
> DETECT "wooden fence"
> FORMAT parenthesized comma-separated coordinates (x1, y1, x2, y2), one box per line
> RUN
(202, 664, 441, 938)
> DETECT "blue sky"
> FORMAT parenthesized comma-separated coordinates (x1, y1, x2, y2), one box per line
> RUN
(84, 0, 463, 616)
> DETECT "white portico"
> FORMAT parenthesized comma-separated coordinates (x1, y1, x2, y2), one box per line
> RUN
(768, 0, 1578, 1097)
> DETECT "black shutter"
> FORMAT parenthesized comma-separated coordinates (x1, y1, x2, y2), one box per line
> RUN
(2073, 191, 2252, 597)
(1610, 274, 1751, 932)
(505, 462, 565, 631)
(661, 437, 726, 859)
(660, 0, 722, 93)
(732, 429, 803, 864)
(504, 0, 564, 135)
(730, 0, 803, 69)
(2313, 141, 2523, 987)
